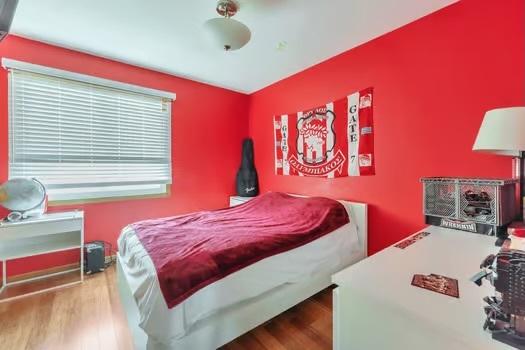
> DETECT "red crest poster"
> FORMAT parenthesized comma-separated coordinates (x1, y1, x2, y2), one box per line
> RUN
(274, 87, 375, 177)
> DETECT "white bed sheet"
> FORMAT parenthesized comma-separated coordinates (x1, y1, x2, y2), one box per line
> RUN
(117, 203, 361, 345)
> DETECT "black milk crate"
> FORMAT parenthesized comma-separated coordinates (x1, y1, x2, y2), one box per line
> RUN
(421, 177, 518, 236)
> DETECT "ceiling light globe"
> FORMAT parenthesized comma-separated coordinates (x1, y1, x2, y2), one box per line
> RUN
(203, 17, 251, 51)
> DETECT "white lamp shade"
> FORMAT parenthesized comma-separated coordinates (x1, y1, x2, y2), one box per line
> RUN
(473, 107, 525, 157)
(203, 17, 251, 51)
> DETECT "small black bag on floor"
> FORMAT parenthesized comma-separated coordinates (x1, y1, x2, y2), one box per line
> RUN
(236, 138, 259, 197)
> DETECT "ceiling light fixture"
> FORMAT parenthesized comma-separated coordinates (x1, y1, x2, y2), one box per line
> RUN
(203, 0, 251, 52)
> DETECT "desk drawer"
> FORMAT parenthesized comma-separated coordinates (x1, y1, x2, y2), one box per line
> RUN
(0, 218, 83, 241)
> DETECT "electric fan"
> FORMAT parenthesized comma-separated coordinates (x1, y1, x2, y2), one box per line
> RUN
(0, 178, 47, 222)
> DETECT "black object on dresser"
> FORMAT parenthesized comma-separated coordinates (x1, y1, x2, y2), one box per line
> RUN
(472, 246, 525, 349)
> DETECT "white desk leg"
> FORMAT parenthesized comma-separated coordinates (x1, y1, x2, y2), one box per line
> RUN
(80, 228, 84, 282)
(1, 260, 6, 292)
(80, 248, 84, 282)
(333, 287, 340, 350)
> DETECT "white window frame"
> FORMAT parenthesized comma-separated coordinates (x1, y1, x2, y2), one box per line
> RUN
(3, 58, 176, 203)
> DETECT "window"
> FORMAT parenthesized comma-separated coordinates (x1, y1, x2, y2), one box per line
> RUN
(5, 59, 175, 202)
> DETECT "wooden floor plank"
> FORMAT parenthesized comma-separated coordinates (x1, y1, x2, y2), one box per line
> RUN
(0, 266, 334, 350)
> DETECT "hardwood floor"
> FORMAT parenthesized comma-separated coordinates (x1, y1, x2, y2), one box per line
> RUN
(0, 266, 133, 350)
(220, 285, 333, 350)
(0, 266, 333, 350)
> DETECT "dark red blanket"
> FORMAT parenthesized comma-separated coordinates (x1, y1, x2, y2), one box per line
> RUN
(132, 192, 349, 308)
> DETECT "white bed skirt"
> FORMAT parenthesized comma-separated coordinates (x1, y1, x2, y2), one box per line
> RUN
(117, 256, 363, 350)
(116, 200, 367, 349)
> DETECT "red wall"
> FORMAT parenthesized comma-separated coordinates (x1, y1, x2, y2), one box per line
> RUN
(0, 36, 250, 276)
(248, 0, 525, 254)
(1, 0, 524, 276)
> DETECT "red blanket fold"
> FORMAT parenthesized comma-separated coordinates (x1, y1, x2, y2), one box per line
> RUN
(132, 192, 349, 308)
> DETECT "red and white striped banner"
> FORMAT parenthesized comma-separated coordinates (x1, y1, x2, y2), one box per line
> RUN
(274, 87, 375, 177)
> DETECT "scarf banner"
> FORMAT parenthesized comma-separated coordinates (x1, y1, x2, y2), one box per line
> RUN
(274, 87, 375, 177)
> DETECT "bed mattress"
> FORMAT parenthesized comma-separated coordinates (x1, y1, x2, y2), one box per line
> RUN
(117, 202, 361, 345)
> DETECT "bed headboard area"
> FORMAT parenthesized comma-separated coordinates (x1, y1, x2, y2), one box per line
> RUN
(340, 200, 368, 257)
(286, 192, 368, 257)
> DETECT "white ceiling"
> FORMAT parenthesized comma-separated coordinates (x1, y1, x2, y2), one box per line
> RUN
(11, 0, 457, 94)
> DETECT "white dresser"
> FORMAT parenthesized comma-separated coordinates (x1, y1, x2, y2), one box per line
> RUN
(229, 196, 255, 207)
(332, 226, 511, 350)
(0, 211, 84, 302)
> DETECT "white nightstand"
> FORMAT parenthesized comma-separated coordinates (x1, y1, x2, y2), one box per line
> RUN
(332, 226, 509, 350)
(229, 196, 255, 207)
(0, 210, 84, 302)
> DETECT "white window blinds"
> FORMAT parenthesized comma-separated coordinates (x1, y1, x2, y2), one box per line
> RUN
(7, 62, 173, 201)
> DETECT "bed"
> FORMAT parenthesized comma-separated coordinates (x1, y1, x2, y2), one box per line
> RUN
(117, 192, 368, 350)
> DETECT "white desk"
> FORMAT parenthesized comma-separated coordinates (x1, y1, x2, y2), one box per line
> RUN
(332, 226, 512, 350)
(0, 211, 84, 302)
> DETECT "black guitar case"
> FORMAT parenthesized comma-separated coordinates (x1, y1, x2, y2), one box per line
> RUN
(236, 138, 259, 197)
